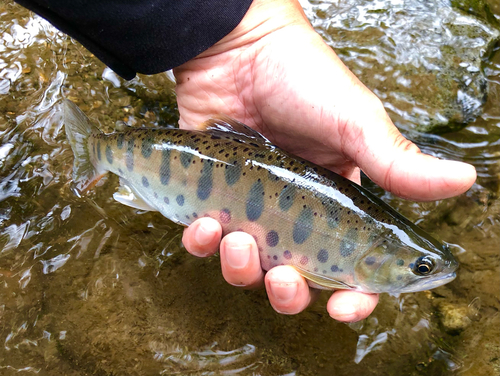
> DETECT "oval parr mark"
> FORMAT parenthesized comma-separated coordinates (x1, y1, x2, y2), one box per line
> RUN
(176, 195, 185, 206)
(142, 176, 149, 188)
(340, 228, 358, 257)
(97, 140, 102, 161)
(292, 206, 314, 244)
(284, 250, 292, 260)
(225, 161, 241, 186)
(300, 256, 309, 265)
(126, 137, 135, 172)
(279, 184, 295, 211)
(160, 149, 171, 185)
(365, 256, 376, 265)
(326, 206, 341, 229)
(317, 249, 329, 263)
(117, 133, 124, 149)
(246, 180, 264, 221)
(105, 144, 113, 164)
(197, 160, 213, 200)
(163, 196, 170, 205)
(266, 231, 279, 247)
(141, 134, 154, 158)
(180, 151, 193, 168)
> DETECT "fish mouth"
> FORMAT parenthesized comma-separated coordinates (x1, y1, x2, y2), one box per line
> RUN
(399, 272, 457, 293)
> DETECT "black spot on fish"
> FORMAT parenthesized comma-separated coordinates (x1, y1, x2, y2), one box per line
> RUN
(117, 133, 124, 149)
(126, 137, 134, 171)
(105, 144, 113, 164)
(340, 228, 358, 257)
(163, 197, 169, 205)
(142, 176, 149, 188)
(266, 231, 279, 247)
(197, 160, 213, 200)
(293, 207, 314, 244)
(396, 259, 405, 266)
(331, 265, 339, 272)
(97, 140, 102, 161)
(284, 250, 292, 260)
(225, 161, 241, 186)
(154, 192, 158, 199)
(160, 149, 171, 185)
(279, 184, 295, 211)
(176, 195, 184, 206)
(365, 256, 376, 265)
(317, 249, 328, 263)
(142, 135, 153, 158)
(246, 180, 264, 221)
(324, 203, 342, 229)
(180, 151, 193, 168)
(118, 168, 123, 175)
(219, 208, 231, 223)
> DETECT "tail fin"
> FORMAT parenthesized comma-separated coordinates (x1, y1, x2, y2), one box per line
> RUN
(63, 100, 106, 192)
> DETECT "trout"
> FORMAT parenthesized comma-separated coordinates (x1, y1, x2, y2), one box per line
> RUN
(64, 100, 458, 294)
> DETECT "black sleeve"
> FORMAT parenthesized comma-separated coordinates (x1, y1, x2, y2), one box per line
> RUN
(14, 0, 253, 80)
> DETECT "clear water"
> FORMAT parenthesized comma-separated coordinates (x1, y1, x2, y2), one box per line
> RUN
(0, 1, 499, 375)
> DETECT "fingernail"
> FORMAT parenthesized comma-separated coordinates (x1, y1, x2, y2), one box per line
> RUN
(331, 305, 357, 322)
(194, 222, 215, 246)
(224, 243, 251, 269)
(270, 280, 298, 304)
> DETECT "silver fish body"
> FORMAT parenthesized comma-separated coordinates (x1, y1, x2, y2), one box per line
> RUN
(64, 100, 458, 294)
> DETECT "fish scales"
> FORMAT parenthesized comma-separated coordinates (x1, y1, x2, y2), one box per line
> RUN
(64, 100, 458, 294)
(94, 128, 373, 282)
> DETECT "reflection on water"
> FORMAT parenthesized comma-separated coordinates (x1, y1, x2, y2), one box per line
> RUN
(0, 1, 499, 375)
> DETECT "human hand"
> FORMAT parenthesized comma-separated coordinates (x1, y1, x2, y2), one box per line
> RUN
(174, 0, 476, 322)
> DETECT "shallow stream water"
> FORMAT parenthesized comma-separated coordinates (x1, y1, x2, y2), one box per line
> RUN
(0, 1, 499, 375)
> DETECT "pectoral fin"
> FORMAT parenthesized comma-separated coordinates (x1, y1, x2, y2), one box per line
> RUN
(113, 182, 156, 211)
(293, 266, 355, 290)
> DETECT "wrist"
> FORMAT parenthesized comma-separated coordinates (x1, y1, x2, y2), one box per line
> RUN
(197, 0, 312, 57)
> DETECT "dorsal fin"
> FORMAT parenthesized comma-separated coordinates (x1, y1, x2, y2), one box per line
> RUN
(199, 115, 271, 145)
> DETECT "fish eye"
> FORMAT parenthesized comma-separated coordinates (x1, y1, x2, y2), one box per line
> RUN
(413, 256, 435, 276)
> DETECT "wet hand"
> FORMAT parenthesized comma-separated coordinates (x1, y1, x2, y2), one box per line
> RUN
(175, 0, 475, 321)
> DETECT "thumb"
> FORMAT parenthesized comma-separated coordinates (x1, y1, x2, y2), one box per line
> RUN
(348, 108, 477, 201)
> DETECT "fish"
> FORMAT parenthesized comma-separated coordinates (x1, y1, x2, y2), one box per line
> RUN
(63, 99, 458, 294)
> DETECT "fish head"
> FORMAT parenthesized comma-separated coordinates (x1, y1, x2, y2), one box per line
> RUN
(353, 225, 458, 294)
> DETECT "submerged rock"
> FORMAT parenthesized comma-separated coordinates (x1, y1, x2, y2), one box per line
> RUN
(436, 301, 472, 334)
(304, 0, 500, 133)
